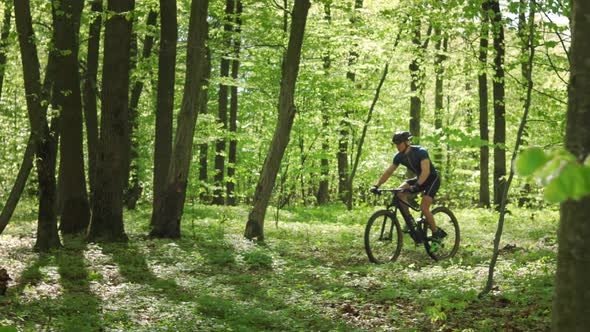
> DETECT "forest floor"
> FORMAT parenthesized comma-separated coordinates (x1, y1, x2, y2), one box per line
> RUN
(0, 200, 557, 331)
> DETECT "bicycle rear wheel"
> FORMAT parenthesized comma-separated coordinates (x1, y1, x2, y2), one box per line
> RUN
(421, 207, 460, 261)
(364, 210, 403, 264)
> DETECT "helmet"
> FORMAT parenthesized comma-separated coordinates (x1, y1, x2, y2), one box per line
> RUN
(392, 131, 412, 144)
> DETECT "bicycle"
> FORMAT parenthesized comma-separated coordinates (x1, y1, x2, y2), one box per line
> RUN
(364, 188, 460, 263)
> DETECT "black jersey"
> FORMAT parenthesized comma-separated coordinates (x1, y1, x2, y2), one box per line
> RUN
(392, 145, 438, 180)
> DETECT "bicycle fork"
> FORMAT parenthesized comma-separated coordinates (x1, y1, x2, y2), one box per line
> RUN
(378, 215, 394, 241)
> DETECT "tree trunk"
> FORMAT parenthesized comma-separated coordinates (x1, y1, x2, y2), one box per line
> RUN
(226, 0, 242, 206)
(433, 28, 447, 167)
(82, 0, 102, 209)
(150, 0, 209, 238)
(0, 1, 12, 98)
(338, 0, 363, 208)
(490, 0, 506, 207)
(479, 0, 491, 208)
(198, 47, 211, 202)
(88, 0, 135, 242)
(0, 135, 34, 235)
(409, 18, 422, 145)
(52, 0, 90, 235)
(337, 121, 350, 206)
(349, 64, 388, 192)
(213, 0, 235, 206)
(553, 0, 590, 329)
(517, 0, 532, 207)
(244, 0, 310, 241)
(152, 0, 177, 223)
(316, 1, 331, 205)
(14, 0, 61, 251)
(125, 9, 157, 209)
(480, 1, 536, 297)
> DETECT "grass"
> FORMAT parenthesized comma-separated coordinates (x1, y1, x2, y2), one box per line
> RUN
(0, 200, 558, 331)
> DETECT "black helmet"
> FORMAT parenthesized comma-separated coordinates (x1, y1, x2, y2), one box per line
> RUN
(392, 131, 412, 144)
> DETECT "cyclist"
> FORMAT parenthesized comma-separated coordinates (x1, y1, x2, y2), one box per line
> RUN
(370, 131, 446, 243)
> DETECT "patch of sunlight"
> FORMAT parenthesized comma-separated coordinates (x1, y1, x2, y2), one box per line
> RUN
(224, 233, 256, 252)
(22, 265, 63, 301)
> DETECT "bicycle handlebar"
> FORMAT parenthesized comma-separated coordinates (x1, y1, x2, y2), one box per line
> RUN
(374, 188, 409, 194)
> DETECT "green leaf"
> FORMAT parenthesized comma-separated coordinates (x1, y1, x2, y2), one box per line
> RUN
(0, 327, 18, 332)
(544, 163, 590, 203)
(544, 41, 559, 48)
(544, 176, 568, 204)
(516, 147, 549, 176)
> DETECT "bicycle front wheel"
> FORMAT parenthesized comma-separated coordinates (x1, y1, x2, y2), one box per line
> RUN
(364, 210, 403, 264)
(421, 207, 460, 261)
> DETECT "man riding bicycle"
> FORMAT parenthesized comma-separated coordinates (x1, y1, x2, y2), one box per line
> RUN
(370, 131, 447, 243)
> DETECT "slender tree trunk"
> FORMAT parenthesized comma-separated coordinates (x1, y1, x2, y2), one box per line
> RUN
(433, 28, 447, 166)
(316, 1, 331, 205)
(338, 0, 363, 208)
(518, 0, 532, 207)
(490, 0, 506, 207)
(337, 120, 350, 205)
(244, 0, 310, 241)
(0, 1, 12, 99)
(198, 47, 211, 202)
(52, 0, 90, 235)
(226, 0, 242, 206)
(480, 1, 536, 297)
(122, 9, 157, 209)
(82, 0, 102, 208)
(14, 0, 61, 251)
(552, 0, 590, 329)
(213, 0, 235, 205)
(0, 135, 34, 235)
(150, 0, 209, 238)
(409, 18, 423, 145)
(88, 0, 135, 242)
(479, 1, 491, 208)
(349, 64, 388, 190)
(152, 0, 177, 224)
(124, 9, 157, 209)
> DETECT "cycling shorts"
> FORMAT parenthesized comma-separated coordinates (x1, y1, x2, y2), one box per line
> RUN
(406, 174, 441, 198)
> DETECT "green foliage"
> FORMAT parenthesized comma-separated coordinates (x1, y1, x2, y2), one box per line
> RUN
(516, 147, 550, 176)
(242, 248, 273, 270)
(516, 148, 590, 203)
(0, 327, 17, 332)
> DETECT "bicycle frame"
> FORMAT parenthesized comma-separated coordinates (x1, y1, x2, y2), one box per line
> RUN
(383, 189, 424, 243)
(366, 188, 460, 262)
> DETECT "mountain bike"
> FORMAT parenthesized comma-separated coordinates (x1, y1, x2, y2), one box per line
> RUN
(364, 188, 460, 263)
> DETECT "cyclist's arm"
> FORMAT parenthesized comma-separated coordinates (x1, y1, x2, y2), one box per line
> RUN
(417, 159, 430, 186)
(374, 163, 397, 187)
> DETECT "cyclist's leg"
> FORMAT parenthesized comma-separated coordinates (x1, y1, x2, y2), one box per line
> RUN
(421, 195, 436, 232)
(397, 179, 414, 216)
(421, 175, 441, 233)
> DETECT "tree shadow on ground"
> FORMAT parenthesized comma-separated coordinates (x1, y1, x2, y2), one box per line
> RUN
(100, 240, 189, 302)
(53, 235, 102, 331)
(12, 253, 50, 293)
(1, 237, 103, 331)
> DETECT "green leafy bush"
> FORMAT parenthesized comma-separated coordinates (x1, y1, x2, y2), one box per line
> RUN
(243, 249, 273, 270)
